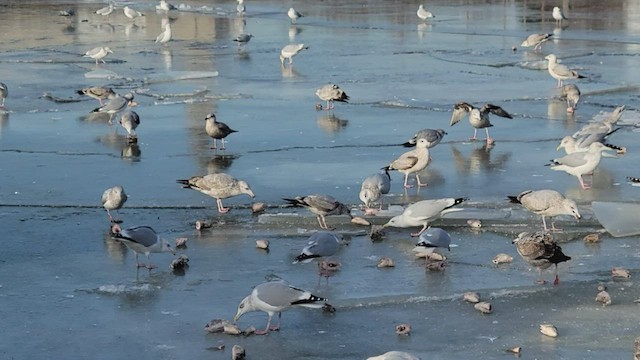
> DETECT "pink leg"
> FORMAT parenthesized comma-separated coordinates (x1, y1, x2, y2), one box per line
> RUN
(403, 174, 413, 188)
(484, 128, 494, 144)
(269, 312, 282, 331)
(216, 198, 230, 213)
(469, 129, 478, 141)
(220, 138, 226, 150)
(416, 174, 427, 187)
(255, 314, 272, 335)
(578, 175, 591, 190)
(410, 224, 429, 237)
(317, 216, 327, 229)
(553, 265, 560, 286)
(211, 139, 217, 149)
(535, 268, 546, 284)
(363, 207, 378, 215)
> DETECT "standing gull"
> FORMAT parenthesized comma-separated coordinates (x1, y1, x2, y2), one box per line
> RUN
(119, 111, 140, 141)
(413, 227, 451, 255)
(102, 185, 127, 223)
(0, 82, 7, 107)
(402, 128, 446, 148)
(545, 54, 585, 88)
(552, 6, 567, 24)
(156, 0, 177, 12)
(288, 7, 304, 24)
(234, 33, 253, 45)
(176, 173, 255, 213)
(560, 84, 580, 113)
(417, 5, 434, 20)
(521, 33, 552, 51)
(383, 197, 467, 236)
(234, 280, 328, 335)
(155, 20, 172, 44)
(124, 6, 144, 19)
(95, 3, 115, 16)
(450, 102, 512, 144)
(77, 86, 115, 106)
(507, 190, 581, 231)
(92, 92, 137, 124)
(84, 46, 112, 64)
(111, 225, 175, 269)
(384, 138, 430, 188)
(512, 231, 571, 285)
(205, 113, 237, 150)
(360, 169, 391, 215)
(280, 44, 309, 65)
(283, 194, 352, 229)
(547, 142, 609, 189)
(315, 83, 349, 110)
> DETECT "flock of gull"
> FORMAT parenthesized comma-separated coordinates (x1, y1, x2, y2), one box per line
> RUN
(7, 2, 631, 359)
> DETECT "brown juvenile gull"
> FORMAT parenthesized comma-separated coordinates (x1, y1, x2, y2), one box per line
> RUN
(92, 93, 137, 124)
(521, 33, 552, 51)
(0, 82, 7, 107)
(111, 224, 175, 269)
(450, 102, 512, 144)
(359, 169, 391, 215)
(119, 111, 140, 141)
(177, 173, 255, 213)
(384, 138, 430, 188)
(368, 351, 421, 360)
(552, 6, 567, 24)
(102, 185, 127, 223)
(512, 231, 571, 285)
(76, 86, 115, 105)
(234, 280, 328, 335)
(402, 128, 446, 148)
(315, 83, 349, 110)
(283, 194, 352, 229)
(280, 43, 309, 65)
(288, 7, 304, 24)
(560, 84, 580, 113)
(545, 54, 585, 88)
(547, 142, 609, 190)
(417, 4, 434, 20)
(507, 189, 581, 231)
(83, 46, 113, 64)
(383, 197, 467, 236)
(204, 113, 237, 150)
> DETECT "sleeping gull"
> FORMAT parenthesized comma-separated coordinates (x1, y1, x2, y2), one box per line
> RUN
(559, 84, 580, 113)
(383, 197, 467, 236)
(315, 83, 349, 110)
(205, 113, 237, 150)
(450, 102, 512, 144)
(512, 231, 570, 285)
(283, 194, 352, 229)
(176, 173, 255, 213)
(76, 86, 115, 105)
(367, 351, 421, 360)
(92, 93, 137, 124)
(111, 225, 175, 269)
(155, 20, 172, 44)
(0, 82, 7, 107)
(545, 54, 585, 88)
(359, 169, 391, 215)
(95, 3, 115, 16)
(288, 7, 304, 24)
(123, 6, 144, 19)
(547, 142, 609, 189)
(280, 43, 309, 65)
(233, 33, 254, 45)
(384, 138, 430, 188)
(507, 189, 581, 232)
(552, 6, 567, 24)
(413, 227, 451, 255)
(521, 33, 552, 51)
(83, 46, 112, 64)
(102, 185, 127, 223)
(402, 128, 446, 148)
(234, 280, 328, 335)
(417, 5, 434, 20)
(119, 111, 140, 141)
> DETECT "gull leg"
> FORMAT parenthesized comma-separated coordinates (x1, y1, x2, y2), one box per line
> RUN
(216, 198, 230, 213)
(211, 138, 217, 149)
(145, 254, 156, 270)
(578, 175, 590, 190)
(416, 174, 427, 187)
(108, 113, 114, 125)
(317, 215, 327, 229)
(220, 138, 226, 150)
(410, 224, 429, 237)
(255, 314, 272, 335)
(106, 209, 114, 222)
(535, 268, 546, 284)
(269, 312, 282, 331)
(553, 264, 560, 286)
(403, 174, 413, 189)
(99, 99, 104, 106)
(469, 128, 478, 141)
(135, 253, 146, 268)
(485, 128, 494, 144)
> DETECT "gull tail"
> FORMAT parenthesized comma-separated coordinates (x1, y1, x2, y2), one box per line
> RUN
(176, 179, 195, 189)
(283, 197, 304, 207)
(401, 141, 415, 147)
(577, 74, 587, 79)
(76, 90, 86, 96)
(507, 195, 521, 204)
(627, 176, 640, 184)
(293, 253, 319, 264)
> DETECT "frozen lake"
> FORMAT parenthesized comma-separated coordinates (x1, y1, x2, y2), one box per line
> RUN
(1, 0, 640, 359)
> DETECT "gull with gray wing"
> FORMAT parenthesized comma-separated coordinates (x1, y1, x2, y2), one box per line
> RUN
(280, 44, 309, 65)
(547, 142, 609, 190)
(84, 46, 113, 64)
(402, 128, 446, 148)
(545, 54, 584, 88)
(359, 169, 391, 215)
(450, 102, 512, 144)
(507, 189, 580, 231)
(283, 194, 352, 229)
(560, 84, 580, 113)
(76, 86, 115, 105)
(383, 197, 467, 236)
(111, 225, 175, 269)
(205, 113, 237, 150)
(521, 33, 552, 51)
(315, 83, 349, 110)
(413, 227, 451, 255)
(92, 92, 137, 124)
(119, 111, 140, 141)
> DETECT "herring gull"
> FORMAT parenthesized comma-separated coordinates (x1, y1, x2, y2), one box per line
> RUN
(76, 86, 115, 105)
(280, 44, 309, 65)
(560, 84, 580, 113)
(383, 197, 467, 236)
(0, 82, 8, 107)
(547, 142, 609, 189)
(413, 227, 451, 255)
(123, 6, 144, 19)
(92, 93, 137, 124)
(450, 102, 512, 144)
(521, 33, 552, 51)
(507, 189, 580, 231)
(288, 7, 304, 24)
(417, 5, 434, 20)
(111, 224, 175, 269)
(119, 111, 140, 141)
(552, 7, 567, 24)
(384, 138, 430, 188)
(83, 46, 113, 64)
(177, 173, 255, 213)
(102, 185, 127, 223)
(315, 83, 349, 110)
(359, 169, 391, 215)
(545, 54, 585, 88)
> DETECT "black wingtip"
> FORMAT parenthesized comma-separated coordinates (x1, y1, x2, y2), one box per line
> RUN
(454, 197, 468, 205)
(507, 195, 520, 204)
(627, 176, 640, 183)
(76, 90, 85, 95)
(401, 141, 414, 147)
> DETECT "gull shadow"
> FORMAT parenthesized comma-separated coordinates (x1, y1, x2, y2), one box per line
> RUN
(121, 142, 142, 161)
(104, 231, 128, 262)
(280, 63, 301, 78)
(316, 114, 348, 133)
(0, 112, 9, 133)
(289, 25, 302, 41)
(204, 154, 239, 174)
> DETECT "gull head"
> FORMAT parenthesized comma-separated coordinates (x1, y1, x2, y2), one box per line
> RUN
(205, 113, 216, 121)
(238, 180, 255, 198)
(104, 47, 113, 54)
(415, 138, 430, 149)
(160, 238, 176, 255)
(359, 188, 376, 207)
(545, 54, 557, 63)
(234, 295, 254, 322)
(383, 215, 403, 228)
(124, 93, 138, 107)
(564, 199, 581, 220)
(556, 136, 575, 151)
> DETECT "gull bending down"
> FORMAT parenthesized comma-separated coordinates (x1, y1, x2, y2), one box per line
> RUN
(283, 194, 352, 229)
(280, 44, 309, 65)
(92, 92, 137, 124)
(384, 138, 430, 188)
(84, 46, 113, 64)
(507, 189, 581, 231)
(450, 102, 512, 144)
(521, 33, 552, 51)
(359, 169, 391, 215)
(111, 225, 175, 269)
(402, 128, 446, 148)
(383, 197, 467, 236)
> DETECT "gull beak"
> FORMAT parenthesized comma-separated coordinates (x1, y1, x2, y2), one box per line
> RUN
(233, 312, 241, 322)
(556, 144, 562, 151)
(248, 190, 255, 198)
(171, 248, 176, 255)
